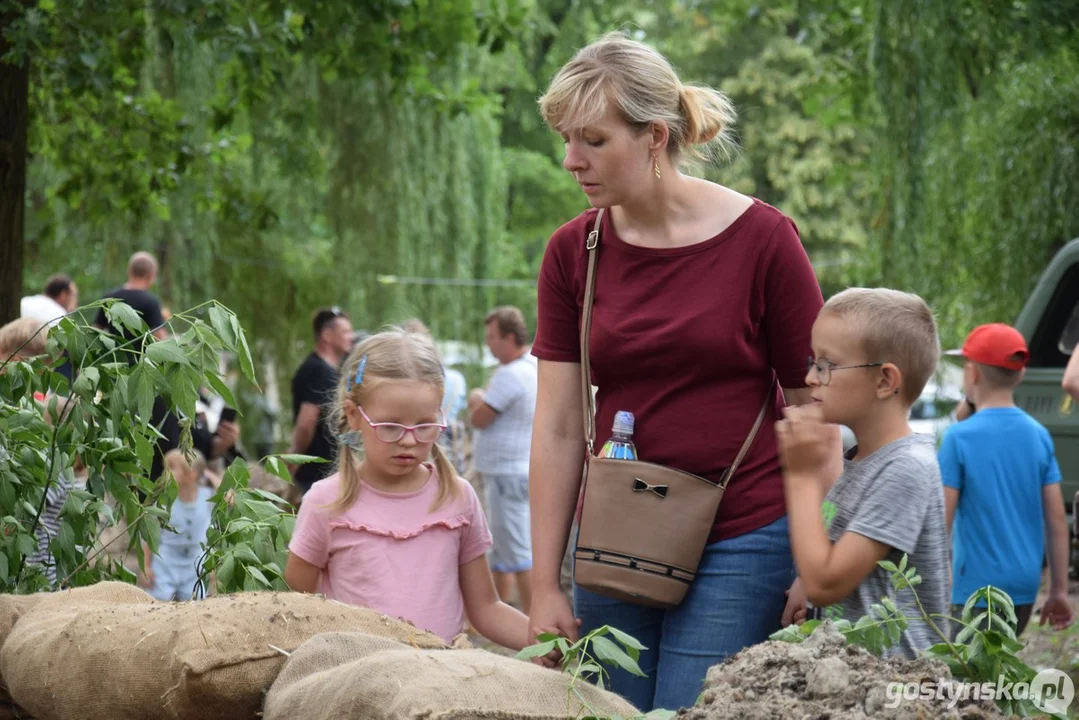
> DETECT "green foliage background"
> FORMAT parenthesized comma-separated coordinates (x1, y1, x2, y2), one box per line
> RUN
(9, 0, 1079, 433)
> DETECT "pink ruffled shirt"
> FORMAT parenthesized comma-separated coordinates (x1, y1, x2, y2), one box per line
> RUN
(289, 467, 492, 642)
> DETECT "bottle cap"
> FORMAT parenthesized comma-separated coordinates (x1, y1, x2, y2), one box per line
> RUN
(612, 410, 635, 435)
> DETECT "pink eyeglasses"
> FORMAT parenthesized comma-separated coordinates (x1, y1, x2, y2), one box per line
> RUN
(357, 406, 446, 444)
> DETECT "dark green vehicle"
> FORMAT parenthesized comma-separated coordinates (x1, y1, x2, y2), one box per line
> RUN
(1012, 237, 1079, 573)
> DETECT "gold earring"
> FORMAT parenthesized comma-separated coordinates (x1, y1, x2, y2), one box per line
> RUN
(653, 153, 661, 180)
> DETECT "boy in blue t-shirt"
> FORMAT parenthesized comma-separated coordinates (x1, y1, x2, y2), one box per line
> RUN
(940, 323, 1074, 635)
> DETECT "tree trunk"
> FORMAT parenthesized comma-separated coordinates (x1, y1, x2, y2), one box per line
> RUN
(0, 3, 31, 326)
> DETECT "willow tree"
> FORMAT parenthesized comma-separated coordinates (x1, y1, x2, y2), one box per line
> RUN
(16, 0, 528, 403)
(865, 0, 1079, 345)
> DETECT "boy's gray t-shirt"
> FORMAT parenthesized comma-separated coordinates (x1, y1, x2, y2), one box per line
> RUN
(823, 433, 951, 658)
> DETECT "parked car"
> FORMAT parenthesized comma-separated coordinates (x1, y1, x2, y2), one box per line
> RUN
(1011, 236, 1079, 575)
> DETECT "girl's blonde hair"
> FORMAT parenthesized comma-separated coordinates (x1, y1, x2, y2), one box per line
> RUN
(328, 327, 459, 512)
(539, 31, 737, 167)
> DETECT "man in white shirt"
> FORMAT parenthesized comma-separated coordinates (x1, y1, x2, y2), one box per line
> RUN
(470, 306, 538, 613)
(21, 274, 78, 327)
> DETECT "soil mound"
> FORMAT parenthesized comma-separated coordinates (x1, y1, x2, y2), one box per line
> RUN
(678, 622, 1008, 720)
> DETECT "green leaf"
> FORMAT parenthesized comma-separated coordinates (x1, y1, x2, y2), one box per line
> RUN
(135, 434, 153, 476)
(216, 553, 236, 589)
(897, 554, 908, 573)
(72, 367, 100, 398)
(203, 371, 237, 408)
(235, 327, 256, 386)
(577, 662, 603, 676)
(607, 626, 647, 651)
(58, 521, 76, 560)
(142, 516, 161, 553)
(770, 625, 805, 643)
(0, 552, 8, 580)
(277, 454, 327, 465)
(515, 640, 556, 660)
(128, 366, 155, 428)
(233, 543, 260, 565)
(166, 368, 197, 422)
(591, 636, 646, 677)
(878, 560, 899, 573)
(208, 305, 237, 349)
(224, 458, 251, 489)
(247, 565, 271, 587)
(17, 533, 36, 558)
(248, 488, 288, 504)
(146, 339, 190, 366)
(265, 457, 290, 482)
(106, 302, 146, 336)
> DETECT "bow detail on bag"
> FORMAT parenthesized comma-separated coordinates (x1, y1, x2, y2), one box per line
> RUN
(632, 478, 669, 499)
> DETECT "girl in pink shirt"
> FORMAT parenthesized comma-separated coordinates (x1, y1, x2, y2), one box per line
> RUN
(284, 328, 530, 649)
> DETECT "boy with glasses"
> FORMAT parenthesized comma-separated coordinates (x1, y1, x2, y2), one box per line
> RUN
(777, 288, 951, 658)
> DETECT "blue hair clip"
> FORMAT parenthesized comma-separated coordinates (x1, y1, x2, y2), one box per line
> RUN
(347, 354, 367, 392)
(338, 429, 363, 451)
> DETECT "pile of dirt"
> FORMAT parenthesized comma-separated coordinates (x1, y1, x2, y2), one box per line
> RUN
(677, 622, 1008, 720)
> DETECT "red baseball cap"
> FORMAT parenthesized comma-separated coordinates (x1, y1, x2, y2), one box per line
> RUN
(946, 323, 1029, 370)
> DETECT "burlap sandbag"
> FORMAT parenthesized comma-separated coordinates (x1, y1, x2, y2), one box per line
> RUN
(1, 582, 149, 647)
(0, 593, 47, 720)
(0, 582, 150, 720)
(1, 588, 450, 720)
(264, 631, 642, 720)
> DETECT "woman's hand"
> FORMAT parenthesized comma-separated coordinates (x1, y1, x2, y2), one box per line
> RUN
(527, 587, 581, 668)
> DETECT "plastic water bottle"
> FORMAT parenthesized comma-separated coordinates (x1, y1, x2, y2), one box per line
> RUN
(599, 410, 638, 460)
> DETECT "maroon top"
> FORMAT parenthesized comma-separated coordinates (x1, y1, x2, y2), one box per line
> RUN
(532, 199, 824, 543)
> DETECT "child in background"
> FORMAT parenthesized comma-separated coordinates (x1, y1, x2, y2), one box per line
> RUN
(940, 324, 1073, 634)
(0, 317, 72, 588)
(140, 449, 219, 601)
(284, 328, 530, 649)
(778, 288, 951, 658)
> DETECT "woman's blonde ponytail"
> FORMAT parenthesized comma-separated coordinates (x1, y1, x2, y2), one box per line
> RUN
(679, 85, 735, 147)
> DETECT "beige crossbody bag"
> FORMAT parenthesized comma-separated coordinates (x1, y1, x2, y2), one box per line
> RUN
(572, 209, 776, 608)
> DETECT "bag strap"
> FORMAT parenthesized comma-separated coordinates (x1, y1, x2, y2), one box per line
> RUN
(579, 208, 777, 488)
(580, 210, 604, 457)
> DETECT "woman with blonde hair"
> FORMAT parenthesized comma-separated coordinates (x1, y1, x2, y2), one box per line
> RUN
(527, 32, 825, 709)
(0, 316, 48, 362)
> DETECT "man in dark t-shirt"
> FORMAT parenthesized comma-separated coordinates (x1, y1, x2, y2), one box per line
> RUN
(93, 251, 169, 362)
(94, 252, 240, 480)
(288, 307, 354, 496)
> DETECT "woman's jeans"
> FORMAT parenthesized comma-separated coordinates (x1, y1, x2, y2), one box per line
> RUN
(573, 515, 795, 712)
